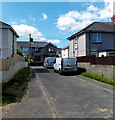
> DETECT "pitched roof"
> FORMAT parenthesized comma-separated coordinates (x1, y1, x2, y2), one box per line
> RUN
(67, 22, 115, 40)
(62, 45, 69, 50)
(0, 21, 19, 37)
(17, 41, 48, 47)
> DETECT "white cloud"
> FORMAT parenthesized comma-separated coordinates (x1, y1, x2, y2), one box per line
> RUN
(56, 1, 114, 32)
(99, 1, 113, 20)
(42, 13, 48, 20)
(47, 39, 60, 44)
(28, 15, 36, 21)
(87, 5, 99, 12)
(11, 21, 18, 25)
(11, 24, 60, 44)
(56, 16, 77, 31)
(12, 24, 43, 39)
(20, 19, 26, 23)
(40, 37, 46, 41)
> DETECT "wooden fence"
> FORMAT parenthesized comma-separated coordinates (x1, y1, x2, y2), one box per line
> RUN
(77, 55, 115, 65)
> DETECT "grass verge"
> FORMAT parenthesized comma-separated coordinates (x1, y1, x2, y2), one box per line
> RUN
(2, 67, 30, 106)
(80, 72, 115, 86)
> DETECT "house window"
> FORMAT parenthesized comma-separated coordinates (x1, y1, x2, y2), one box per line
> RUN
(109, 53, 115, 56)
(22, 47, 29, 52)
(48, 48, 54, 52)
(20, 47, 29, 52)
(92, 33, 102, 43)
(34, 47, 42, 53)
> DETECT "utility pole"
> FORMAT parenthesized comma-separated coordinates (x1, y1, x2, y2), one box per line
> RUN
(29, 34, 33, 59)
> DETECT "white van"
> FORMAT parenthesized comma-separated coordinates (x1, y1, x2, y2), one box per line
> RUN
(54, 57, 77, 74)
(44, 57, 56, 68)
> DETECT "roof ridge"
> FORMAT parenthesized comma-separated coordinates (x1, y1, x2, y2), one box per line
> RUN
(67, 21, 114, 40)
(17, 41, 48, 43)
(0, 21, 19, 37)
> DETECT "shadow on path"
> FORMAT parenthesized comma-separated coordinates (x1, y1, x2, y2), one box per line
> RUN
(62, 67, 86, 76)
(31, 67, 50, 79)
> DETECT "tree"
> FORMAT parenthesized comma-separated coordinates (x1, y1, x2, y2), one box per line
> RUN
(17, 49, 23, 56)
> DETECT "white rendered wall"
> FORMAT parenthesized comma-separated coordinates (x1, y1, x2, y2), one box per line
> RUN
(69, 40, 74, 57)
(77, 34, 86, 57)
(0, 62, 28, 83)
(62, 49, 69, 58)
(0, 29, 17, 58)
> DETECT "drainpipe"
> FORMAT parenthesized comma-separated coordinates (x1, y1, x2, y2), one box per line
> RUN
(12, 34, 14, 56)
(29, 34, 31, 59)
(73, 38, 75, 57)
(89, 31, 91, 56)
(111, 15, 115, 50)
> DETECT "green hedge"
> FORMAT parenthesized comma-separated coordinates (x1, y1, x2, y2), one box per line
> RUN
(2, 67, 30, 106)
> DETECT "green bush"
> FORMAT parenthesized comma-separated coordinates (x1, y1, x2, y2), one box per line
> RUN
(2, 67, 30, 105)
(17, 48, 23, 56)
(11, 67, 30, 86)
(2, 93, 16, 105)
(81, 72, 115, 86)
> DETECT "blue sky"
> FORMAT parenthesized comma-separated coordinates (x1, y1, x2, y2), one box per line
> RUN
(1, 1, 113, 48)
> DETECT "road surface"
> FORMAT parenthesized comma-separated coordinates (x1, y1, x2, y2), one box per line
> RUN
(2, 66, 113, 119)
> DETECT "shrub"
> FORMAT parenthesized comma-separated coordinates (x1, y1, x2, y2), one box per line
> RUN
(17, 48, 23, 56)
(2, 67, 30, 105)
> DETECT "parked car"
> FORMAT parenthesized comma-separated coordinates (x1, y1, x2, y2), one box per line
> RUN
(44, 57, 56, 68)
(54, 57, 77, 75)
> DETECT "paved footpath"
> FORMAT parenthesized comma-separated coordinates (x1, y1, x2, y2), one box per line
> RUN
(2, 66, 113, 119)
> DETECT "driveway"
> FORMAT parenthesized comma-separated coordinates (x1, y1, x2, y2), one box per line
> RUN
(2, 66, 113, 118)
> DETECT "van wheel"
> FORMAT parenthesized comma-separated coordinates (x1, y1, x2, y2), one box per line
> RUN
(44, 66, 47, 69)
(59, 69, 62, 75)
(54, 69, 56, 72)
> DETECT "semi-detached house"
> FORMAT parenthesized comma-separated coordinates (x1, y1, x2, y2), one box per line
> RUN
(0, 21, 19, 58)
(17, 41, 57, 64)
(67, 22, 115, 57)
(61, 45, 69, 58)
(0, 21, 27, 83)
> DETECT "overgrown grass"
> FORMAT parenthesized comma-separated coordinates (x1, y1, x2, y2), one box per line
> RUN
(81, 72, 115, 86)
(2, 67, 30, 106)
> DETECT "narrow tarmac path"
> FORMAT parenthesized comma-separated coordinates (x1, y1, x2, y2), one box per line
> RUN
(2, 66, 113, 119)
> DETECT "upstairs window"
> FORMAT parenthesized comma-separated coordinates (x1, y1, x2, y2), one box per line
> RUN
(34, 47, 42, 53)
(48, 48, 55, 52)
(92, 33, 102, 43)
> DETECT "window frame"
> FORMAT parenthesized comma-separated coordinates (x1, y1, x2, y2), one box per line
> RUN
(92, 33, 102, 43)
(21, 47, 29, 52)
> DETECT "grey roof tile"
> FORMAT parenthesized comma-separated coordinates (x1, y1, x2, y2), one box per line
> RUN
(17, 42, 48, 47)
(67, 22, 115, 40)
(0, 21, 19, 37)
